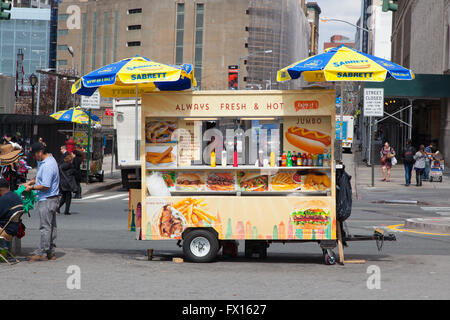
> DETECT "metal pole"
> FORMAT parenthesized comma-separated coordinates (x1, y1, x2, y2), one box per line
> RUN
(54, 61, 58, 113)
(111, 133, 114, 178)
(36, 55, 42, 116)
(408, 99, 413, 139)
(31, 84, 35, 143)
(371, 117, 376, 187)
(86, 109, 92, 184)
(135, 84, 139, 161)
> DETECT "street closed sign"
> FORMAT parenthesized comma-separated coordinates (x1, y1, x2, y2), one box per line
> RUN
(364, 88, 384, 117)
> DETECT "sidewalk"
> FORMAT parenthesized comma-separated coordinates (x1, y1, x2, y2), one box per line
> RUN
(351, 149, 450, 234)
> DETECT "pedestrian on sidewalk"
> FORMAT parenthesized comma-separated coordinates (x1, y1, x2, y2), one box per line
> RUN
(402, 139, 416, 186)
(380, 141, 395, 182)
(413, 144, 427, 187)
(24, 142, 60, 261)
(423, 142, 436, 181)
(58, 152, 77, 215)
(72, 149, 83, 199)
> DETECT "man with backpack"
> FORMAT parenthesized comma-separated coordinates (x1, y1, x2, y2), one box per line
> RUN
(402, 139, 416, 186)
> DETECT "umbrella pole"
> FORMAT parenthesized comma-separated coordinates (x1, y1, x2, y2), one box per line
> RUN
(86, 109, 92, 184)
(135, 84, 139, 161)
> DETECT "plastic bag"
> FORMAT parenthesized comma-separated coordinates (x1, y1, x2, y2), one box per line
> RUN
(146, 172, 171, 197)
(391, 156, 397, 166)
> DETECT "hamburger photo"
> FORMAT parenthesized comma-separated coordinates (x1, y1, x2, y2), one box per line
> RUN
(206, 172, 235, 191)
(176, 172, 205, 191)
(290, 200, 331, 229)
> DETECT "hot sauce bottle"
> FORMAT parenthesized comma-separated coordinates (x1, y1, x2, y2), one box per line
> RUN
(233, 143, 238, 167)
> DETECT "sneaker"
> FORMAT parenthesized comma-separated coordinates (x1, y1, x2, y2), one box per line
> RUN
(28, 254, 48, 262)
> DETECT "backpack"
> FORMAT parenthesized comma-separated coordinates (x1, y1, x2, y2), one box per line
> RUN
(336, 168, 352, 222)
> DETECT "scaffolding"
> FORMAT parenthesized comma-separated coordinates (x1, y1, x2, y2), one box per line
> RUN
(246, 0, 310, 90)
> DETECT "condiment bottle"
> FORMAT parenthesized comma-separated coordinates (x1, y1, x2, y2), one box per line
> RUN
(312, 154, 318, 166)
(221, 150, 227, 167)
(287, 151, 292, 167)
(270, 151, 276, 167)
(233, 143, 238, 167)
(318, 154, 323, 167)
(281, 151, 287, 167)
(292, 152, 297, 167)
(307, 153, 313, 166)
(211, 149, 216, 167)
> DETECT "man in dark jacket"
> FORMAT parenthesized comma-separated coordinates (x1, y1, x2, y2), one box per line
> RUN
(72, 150, 83, 199)
(402, 139, 416, 186)
(0, 178, 23, 241)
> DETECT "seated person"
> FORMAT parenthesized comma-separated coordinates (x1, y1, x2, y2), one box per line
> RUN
(0, 178, 23, 242)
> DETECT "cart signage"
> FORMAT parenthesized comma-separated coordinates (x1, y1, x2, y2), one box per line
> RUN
(140, 90, 336, 241)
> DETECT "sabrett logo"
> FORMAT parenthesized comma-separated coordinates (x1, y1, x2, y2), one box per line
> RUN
(131, 73, 167, 80)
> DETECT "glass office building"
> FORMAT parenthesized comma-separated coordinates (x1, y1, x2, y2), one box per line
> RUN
(0, 7, 50, 85)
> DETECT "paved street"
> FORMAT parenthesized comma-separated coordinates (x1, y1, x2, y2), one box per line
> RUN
(2, 181, 449, 299)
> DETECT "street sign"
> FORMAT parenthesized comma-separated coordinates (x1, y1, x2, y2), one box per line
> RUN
(81, 90, 101, 109)
(363, 88, 384, 117)
(105, 108, 114, 116)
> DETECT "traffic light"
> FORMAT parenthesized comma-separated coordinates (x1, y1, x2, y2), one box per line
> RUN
(382, 0, 398, 12)
(0, 1, 12, 20)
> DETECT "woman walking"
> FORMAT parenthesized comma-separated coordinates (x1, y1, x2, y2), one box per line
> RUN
(58, 152, 77, 215)
(380, 141, 395, 182)
(413, 145, 427, 187)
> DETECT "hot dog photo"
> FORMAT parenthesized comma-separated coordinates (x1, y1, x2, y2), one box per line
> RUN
(283, 116, 332, 154)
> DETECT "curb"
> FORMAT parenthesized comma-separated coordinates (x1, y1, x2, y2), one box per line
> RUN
(404, 217, 450, 234)
(82, 179, 122, 197)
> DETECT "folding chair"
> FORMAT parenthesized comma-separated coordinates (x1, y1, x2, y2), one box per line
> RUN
(0, 204, 24, 265)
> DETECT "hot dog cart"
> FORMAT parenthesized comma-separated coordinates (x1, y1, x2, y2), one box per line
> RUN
(128, 89, 366, 263)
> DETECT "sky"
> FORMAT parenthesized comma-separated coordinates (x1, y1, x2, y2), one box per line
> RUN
(315, 0, 362, 53)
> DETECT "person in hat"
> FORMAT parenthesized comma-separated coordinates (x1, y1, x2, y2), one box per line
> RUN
(23, 142, 60, 261)
(0, 178, 23, 243)
(0, 142, 23, 191)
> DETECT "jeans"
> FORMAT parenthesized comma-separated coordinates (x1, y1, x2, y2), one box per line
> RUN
(404, 162, 414, 185)
(415, 168, 424, 186)
(422, 159, 431, 180)
(36, 197, 59, 256)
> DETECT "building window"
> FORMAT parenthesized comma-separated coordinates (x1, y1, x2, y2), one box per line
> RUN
(127, 25, 142, 31)
(175, 3, 185, 65)
(127, 41, 141, 47)
(58, 14, 69, 20)
(58, 60, 68, 66)
(57, 44, 68, 51)
(194, 3, 204, 88)
(128, 8, 142, 14)
(58, 29, 69, 36)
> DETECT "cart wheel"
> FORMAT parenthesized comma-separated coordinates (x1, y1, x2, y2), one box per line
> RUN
(183, 229, 219, 263)
(439, 176, 443, 182)
(429, 177, 433, 182)
(98, 171, 104, 182)
(323, 249, 336, 265)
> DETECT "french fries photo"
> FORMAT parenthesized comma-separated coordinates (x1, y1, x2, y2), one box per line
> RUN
(172, 198, 217, 226)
